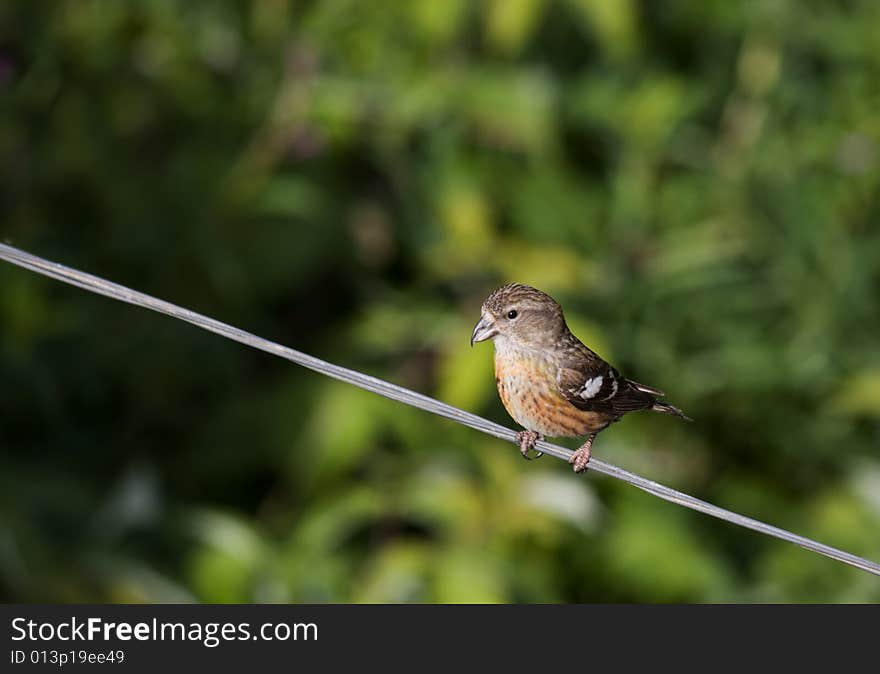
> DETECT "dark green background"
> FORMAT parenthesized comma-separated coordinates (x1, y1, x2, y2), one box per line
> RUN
(2, 1, 879, 602)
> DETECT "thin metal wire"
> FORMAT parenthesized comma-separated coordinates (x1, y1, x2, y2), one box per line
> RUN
(2, 241, 879, 578)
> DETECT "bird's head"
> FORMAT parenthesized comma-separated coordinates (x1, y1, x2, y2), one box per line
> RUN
(471, 283, 567, 349)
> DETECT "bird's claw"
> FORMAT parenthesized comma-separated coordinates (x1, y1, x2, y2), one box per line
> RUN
(569, 434, 595, 473)
(569, 449, 591, 473)
(516, 430, 543, 460)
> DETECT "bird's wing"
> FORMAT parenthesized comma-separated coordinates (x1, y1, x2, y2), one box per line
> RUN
(627, 380, 665, 397)
(556, 351, 656, 416)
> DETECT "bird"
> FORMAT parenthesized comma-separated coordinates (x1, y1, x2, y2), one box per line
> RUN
(471, 283, 690, 472)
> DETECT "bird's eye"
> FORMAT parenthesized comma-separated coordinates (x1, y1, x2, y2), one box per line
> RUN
(507, 309, 518, 319)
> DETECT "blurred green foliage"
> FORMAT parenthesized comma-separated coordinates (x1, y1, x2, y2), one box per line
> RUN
(2, 0, 880, 603)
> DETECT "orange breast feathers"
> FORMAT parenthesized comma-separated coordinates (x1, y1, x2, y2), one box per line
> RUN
(494, 348, 612, 438)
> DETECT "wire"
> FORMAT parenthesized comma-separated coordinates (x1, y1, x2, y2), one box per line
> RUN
(2, 242, 879, 578)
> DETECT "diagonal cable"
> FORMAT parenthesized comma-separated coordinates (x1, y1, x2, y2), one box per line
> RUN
(1, 242, 879, 577)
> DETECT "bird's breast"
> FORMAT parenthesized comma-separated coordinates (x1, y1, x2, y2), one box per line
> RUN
(494, 347, 611, 438)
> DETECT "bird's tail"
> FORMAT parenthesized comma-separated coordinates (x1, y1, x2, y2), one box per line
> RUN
(651, 400, 692, 421)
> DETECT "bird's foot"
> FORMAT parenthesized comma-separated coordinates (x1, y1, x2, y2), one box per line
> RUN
(569, 434, 595, 473)
(515, 430, 543, 460)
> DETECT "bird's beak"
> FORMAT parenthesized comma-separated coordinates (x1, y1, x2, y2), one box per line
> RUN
(470, 314, 498, 347)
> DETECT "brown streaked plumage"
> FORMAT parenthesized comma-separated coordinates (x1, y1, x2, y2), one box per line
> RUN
(471, 283, 690, 472)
